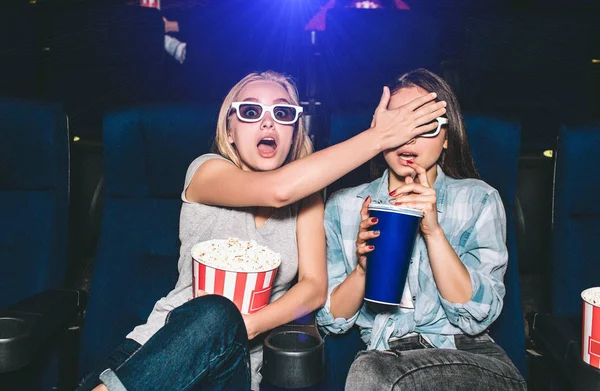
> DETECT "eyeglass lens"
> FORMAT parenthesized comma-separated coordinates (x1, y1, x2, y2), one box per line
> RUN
(238, 103, 297, 122)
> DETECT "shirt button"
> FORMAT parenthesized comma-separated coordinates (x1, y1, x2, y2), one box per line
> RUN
(412, 296, 416, 301)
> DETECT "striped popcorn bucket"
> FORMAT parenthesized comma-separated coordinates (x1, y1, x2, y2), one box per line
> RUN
(193, 257, 278, 314)
(582, 287, 600, 368)
(140, 0, 160, 9)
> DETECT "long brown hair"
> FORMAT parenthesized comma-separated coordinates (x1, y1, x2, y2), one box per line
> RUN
(212, 71, 313, 168)
(390, 68, 479, 179)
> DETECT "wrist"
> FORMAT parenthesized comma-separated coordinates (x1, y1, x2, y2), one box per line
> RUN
(354, 264, 367, 277)
(363, 127, 385, 154)
(423, 225, 445, 241)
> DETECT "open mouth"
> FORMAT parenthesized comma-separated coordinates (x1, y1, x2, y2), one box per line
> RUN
(257, 137, 277, 154)
(398, 152, 416, 161)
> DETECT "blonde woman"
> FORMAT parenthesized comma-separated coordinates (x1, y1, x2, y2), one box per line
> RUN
(78, 70, 446, 391)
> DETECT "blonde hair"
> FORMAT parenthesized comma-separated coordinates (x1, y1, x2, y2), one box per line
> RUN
(212, 71, 313, 168)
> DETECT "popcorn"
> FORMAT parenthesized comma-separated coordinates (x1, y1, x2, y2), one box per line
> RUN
(191, 238, 281, 272)
(583, 288, 600, 306)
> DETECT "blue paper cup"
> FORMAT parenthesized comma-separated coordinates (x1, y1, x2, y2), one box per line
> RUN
(364, 204, 423, 305)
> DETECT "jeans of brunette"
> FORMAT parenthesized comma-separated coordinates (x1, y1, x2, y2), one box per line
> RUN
(77, 295, 251, 391)
(345, 333, 527, 391)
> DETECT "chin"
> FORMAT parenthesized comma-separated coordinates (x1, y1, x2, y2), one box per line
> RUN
(253, 159, 285, 172)
(390, 165, 413, 178)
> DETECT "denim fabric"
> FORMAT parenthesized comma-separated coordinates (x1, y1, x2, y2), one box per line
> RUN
(345, 334, 526, 391)
(77, 295, 251, 391)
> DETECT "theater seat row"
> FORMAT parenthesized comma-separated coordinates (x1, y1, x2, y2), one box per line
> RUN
(1, 98, 597, 390)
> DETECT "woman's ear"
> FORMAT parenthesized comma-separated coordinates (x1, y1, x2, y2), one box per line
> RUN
(227, 132, 234, 145)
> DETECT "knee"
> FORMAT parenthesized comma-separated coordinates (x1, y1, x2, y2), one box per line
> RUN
(169, 295, 247, 342)
(346, 351, 396, 389)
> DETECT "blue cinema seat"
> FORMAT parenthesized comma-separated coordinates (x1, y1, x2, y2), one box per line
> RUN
(321, 113, 526, 389)
(551, 124, 600, 315)
(464, 115, 525, 376)
(528, 123, 600, 389)
(75, 104, 218, 383)
(0, 99, 69, 307)
(0, 99, 70, 390)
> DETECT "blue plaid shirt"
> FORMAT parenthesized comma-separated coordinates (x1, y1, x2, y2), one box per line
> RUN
(316, 166, 507, 350)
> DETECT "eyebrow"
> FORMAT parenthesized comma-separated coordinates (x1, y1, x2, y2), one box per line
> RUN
(240, 97, 292, 104)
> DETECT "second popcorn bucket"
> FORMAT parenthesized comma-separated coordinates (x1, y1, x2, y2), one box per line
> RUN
(192, 238, 281, 314)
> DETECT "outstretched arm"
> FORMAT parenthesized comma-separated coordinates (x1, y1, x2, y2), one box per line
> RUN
(186, 89, 446, 208)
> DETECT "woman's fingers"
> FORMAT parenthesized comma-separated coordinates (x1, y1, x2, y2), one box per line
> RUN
(358, 229, 379, 242)
(402, 91, 438, 112)
(374, 86, 391, 117)
(412, 100, 446, 120)
(391, 194, 435, 206)
(406, 161, 431, 188)
(360, 196, 371, 221)
(356, 242, 375, 256)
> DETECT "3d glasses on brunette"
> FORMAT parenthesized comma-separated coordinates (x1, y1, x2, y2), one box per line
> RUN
(420, 117, 448, 138)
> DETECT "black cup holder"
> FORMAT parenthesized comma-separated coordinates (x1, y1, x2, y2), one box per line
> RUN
(0, 316, 34, 373)
(263, 327, 324, 389)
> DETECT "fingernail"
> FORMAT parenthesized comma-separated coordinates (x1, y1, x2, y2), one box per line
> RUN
(389, 190, 397, 196)
(407, 160, 414, 164)
(366, 195, 371, 202)
(369, 245, 375, 250)
(431, 92, 437, 98)
(370, 217, 378, 223)
(373, 230, 380, 236)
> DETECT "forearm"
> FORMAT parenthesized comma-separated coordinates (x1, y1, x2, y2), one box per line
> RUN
(424, 228, 472, 304)
(189, 129, 383, 208)
(246, 279, 327, 339)
(329, 267, 366, 320)
(271, 129, 383, 205)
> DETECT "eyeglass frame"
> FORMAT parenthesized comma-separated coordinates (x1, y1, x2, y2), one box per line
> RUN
(419, 117, 448, 138)
(230, 102, 304, 125)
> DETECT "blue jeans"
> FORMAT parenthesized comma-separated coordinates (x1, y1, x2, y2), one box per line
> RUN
(345, 333, 527, 391)
(77, 295, 251, 391)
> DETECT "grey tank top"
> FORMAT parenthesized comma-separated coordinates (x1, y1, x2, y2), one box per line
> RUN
(127, 153, 299, 390)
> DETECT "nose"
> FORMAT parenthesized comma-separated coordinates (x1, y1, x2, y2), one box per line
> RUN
(261, 111, 275, 128)
(405, 138, 417, 146)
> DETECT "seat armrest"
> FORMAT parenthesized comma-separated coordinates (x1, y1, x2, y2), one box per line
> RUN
(262, 313, 324, 389)
(531, 313, 600, 388)
(0, 289, 86, 373)
(531, 313, 580, 362)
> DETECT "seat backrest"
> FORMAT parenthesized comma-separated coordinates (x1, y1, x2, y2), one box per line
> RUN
(464, 115, 526, 376)
(44, 5, 164, 138)
(551, 124, 600, 316)
(0, 99, 69, 308)
(78, 104, 218, 377)
(326, 112, 373, 197)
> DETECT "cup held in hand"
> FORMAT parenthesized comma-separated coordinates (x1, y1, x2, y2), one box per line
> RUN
(364, 204, 422, 306)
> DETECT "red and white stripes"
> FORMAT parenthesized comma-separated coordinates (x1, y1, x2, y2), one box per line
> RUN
(194, 261, 277, 314)
(583, 299, 600, 368)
